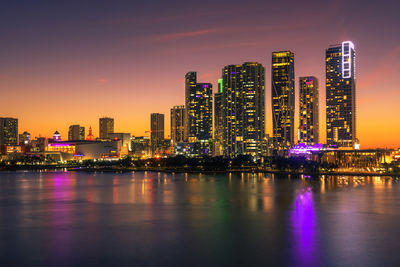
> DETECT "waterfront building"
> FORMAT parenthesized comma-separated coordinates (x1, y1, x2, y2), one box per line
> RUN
(271, 51, 295, 149)
(99, 117, 114, 139)
(0, 117, 18, 146)
(184, 72, 213, 156)
(68, 124, 85, 141)
(150, 113, 164, 156)
(30, 137, 48, 153)
(288, 143, 324, 160)
(109, 133, 131, 154)
(170, 105, 185, 146)
(299, 76, 319, 144)
(261, 134, 274, 157)
(326, 41, 356, 148)
(221, 62, 265, 157)
(130, 136, 150, 158)
(53, 131, 61, 142)
(321, 149, 393, 169)
(46, 140, 121, 161)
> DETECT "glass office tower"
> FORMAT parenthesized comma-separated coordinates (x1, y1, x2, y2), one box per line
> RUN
(326, 41, 356, 148)
(271, 51, 295, 149)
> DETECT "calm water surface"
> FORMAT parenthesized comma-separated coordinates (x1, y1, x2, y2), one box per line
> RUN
(0, 171, 399, 266)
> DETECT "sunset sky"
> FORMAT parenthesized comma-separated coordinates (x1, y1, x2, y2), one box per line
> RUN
(1, 0, 399, 148)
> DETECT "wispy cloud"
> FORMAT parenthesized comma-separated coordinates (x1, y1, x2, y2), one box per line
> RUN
(140, 22, 314, 44)
(156, 37, 307, 56)
(151, 28, 224, 41)
(98, 78, 108, 84)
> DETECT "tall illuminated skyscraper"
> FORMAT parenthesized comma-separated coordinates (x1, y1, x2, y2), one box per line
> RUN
(299, 76, 319, 144)
(221, 62, 265, 157)
(170, 105, 185, 145)
(99, 117, 114, 139)
(184, 72, 213, 155)
(213, 79, 224, 156)
(326, 41, 356, 147)
(150, 113, 164, 155)
(0, 117, 18, 146)
(271, 51, 295, 149)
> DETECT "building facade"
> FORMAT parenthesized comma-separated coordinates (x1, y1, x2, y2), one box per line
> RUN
(109, 133, 131, 154)
(53, 131, 61, 142)
(221, 62, 265, 157)
(213, 78, 224, 156)
(271, 51, 295, 149)
(0, 117, 18, 146)
(184, 72, 213, 156)
(299, 76, 319, 144)
(150, 113, 164, 156)
(68, 124, 85, 141)
(99, 117, 114, 140)
(130, 136, 150, 158)
(19, 131, 31, 145)
(170, 105, 185, 146)
(326, 41, 356, 148)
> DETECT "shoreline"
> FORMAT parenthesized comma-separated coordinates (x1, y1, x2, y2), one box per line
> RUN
(1, 166, 399, 177)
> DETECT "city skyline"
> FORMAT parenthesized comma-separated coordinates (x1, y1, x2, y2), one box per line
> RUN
(1, 1, 400, 148)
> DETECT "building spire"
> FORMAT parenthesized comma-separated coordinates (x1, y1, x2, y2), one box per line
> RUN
(86, 126, 95, 141)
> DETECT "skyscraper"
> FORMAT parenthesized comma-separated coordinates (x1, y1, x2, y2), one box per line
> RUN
(99, 117, 114, 139)
(271, 51, 295, 149)
(184, 72, 213, 155)
(214, 79, 224, 156)
(184, 72, 197, 142)
(221, 62, 265, 157)
(326, 41, 356, 147)
(299, 76, 319, 144)
(170, 105, 185, 145)
(150, 113, 164, 155)
(68, 124, 85, 141)
(0, 117, 18, 146)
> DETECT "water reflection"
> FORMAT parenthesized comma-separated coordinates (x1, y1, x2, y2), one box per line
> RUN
(0, 172, 399, 266)
(291, 184, 316, 266)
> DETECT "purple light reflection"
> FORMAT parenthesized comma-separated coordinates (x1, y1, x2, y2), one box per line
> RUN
(291, 186, 317, 266)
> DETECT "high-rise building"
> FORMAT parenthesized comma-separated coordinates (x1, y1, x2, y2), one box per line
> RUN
(150, 113, 164, 156)
(221, 62, 265, 157)
(0, 117, 18, 146)
(214, 79, 224, 156)
(271, 51, 295, 149)
(68, 124, 85, 141)
(99, 117, 114, 139)
(299, 76, 319, 145)
(170, 105, 185, 145)
(326, 41, 356, 148)
(184, 72, 213, 155)
(19, 131, 31, 145)
(184, 72, 197, 141)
